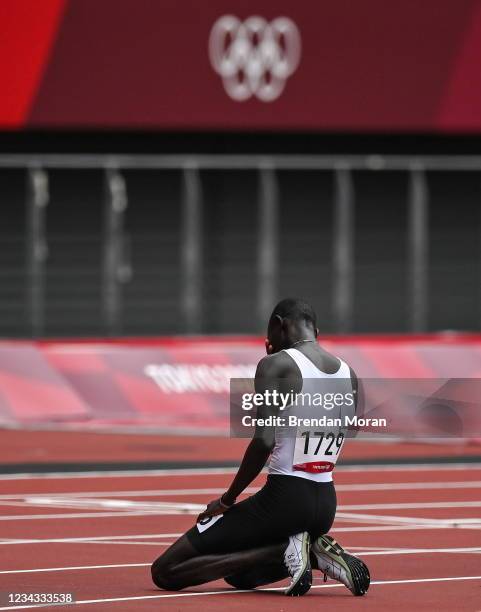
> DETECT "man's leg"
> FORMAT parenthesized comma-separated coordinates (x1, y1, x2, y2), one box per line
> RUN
(224, 536, 370, 594)
(151, 533, 287, 591)
(223, 541, 330, 590)
(225, 564, 288, 589)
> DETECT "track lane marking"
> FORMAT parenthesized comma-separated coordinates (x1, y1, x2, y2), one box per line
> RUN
(1, 479, 480, 500)
(360, 546, 481, 556)
(79, 541, 169, 546)
(336, 511, 481, 526)
(2, 520, 481, 542)
(339, 501, 481, 511)
(0, 563, 150, 574)
(0, 575, 480, 609)
(2, 548, 481, 575)
(0, 511, 197, 521)
(1, 499, 480, 520)
(0, 462, 480, 480)
(334, 524, 481, 532)
(6, 498, 481, 513)
(0, 534, 182, 545)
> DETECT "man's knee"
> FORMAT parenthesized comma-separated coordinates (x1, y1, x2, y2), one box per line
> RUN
(151, 557, 183, 591)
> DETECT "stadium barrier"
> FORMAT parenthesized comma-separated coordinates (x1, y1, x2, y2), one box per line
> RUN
(0, 335, 481, 434)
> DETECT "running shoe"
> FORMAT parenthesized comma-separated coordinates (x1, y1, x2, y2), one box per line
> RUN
(283, 532, 312, 596)
(311, 534, 370, 596)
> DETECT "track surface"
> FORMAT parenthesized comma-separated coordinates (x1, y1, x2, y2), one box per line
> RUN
(2, 429, 480, 466)
(0, 460, 480, 611)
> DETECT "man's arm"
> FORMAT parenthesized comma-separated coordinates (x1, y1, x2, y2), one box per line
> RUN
(347, 366, 363, 438)
(197, 353, 295, 522)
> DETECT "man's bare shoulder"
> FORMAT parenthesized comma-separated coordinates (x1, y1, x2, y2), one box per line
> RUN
(255, 352, 303, 395)
(255, 351, 298, 378)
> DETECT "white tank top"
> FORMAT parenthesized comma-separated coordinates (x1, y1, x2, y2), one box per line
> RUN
(268, 348, 354, 483)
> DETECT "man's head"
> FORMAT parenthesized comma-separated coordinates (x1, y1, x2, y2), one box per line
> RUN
(266, 298, 319, 354)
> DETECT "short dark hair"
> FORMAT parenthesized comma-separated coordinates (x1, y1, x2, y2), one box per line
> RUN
(270, 298, 317, 329)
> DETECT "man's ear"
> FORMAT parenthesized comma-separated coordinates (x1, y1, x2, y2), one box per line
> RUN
(273, 314, 283, 328)
(315, 327, 319, 338)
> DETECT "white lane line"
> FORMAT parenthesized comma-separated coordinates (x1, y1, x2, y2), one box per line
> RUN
(0, 488, 259, 501)
(0, 468, 239, 481)
(336, 511, 481, 527)
(2, 547, 481, 575)
(0, 513, 481, 546)
(1, 479, 480, 500)
(80, 540, 169, 547)
(0, 527, 446, 547)
(1, 498, 480, 520)
(359, 546, 481, 556)
(0, 511, 197, 521)
(333, 523, 481, 532)
(0, 575, 480, 609)
(0, 521, 479, 548)
(0, 462, 479, 480)
(0, 497, 479, 520)
(0, 500, 196, 513)
(348, 546, 402, 551)
(0, 501, 143, 512)
(0, 534, 181, 545)
(0, 563, 150, 574)
(2, 508, 481, 526)
(337, 480, 481, 492)
(338, 501, 481, 511)
(23, 498, 204, 512)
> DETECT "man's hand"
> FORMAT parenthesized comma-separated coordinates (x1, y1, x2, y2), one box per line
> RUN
(196, 496, 233, 523)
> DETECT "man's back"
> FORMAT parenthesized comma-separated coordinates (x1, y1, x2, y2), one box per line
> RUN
(267, 344, 354, 481)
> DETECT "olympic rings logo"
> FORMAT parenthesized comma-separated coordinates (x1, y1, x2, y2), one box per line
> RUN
(208, 15, 301, 102)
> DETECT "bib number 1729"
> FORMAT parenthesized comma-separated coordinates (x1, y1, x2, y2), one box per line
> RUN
(300, 431, 344, 456)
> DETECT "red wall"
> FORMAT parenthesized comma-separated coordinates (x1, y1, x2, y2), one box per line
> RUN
(2, 0, 481, 131)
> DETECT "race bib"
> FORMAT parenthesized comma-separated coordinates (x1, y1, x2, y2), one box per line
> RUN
(196, 513, 223, 533)
(293, 430, 345, 473)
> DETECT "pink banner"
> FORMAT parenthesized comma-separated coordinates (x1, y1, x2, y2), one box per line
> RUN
(0, 336, 481, 431)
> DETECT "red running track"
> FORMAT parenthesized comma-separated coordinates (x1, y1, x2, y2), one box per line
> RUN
(0, 460, 480, 611)
(1, 429, 480, 465)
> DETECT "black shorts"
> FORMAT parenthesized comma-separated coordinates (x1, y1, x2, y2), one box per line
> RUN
(186, 474, 336, 555)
